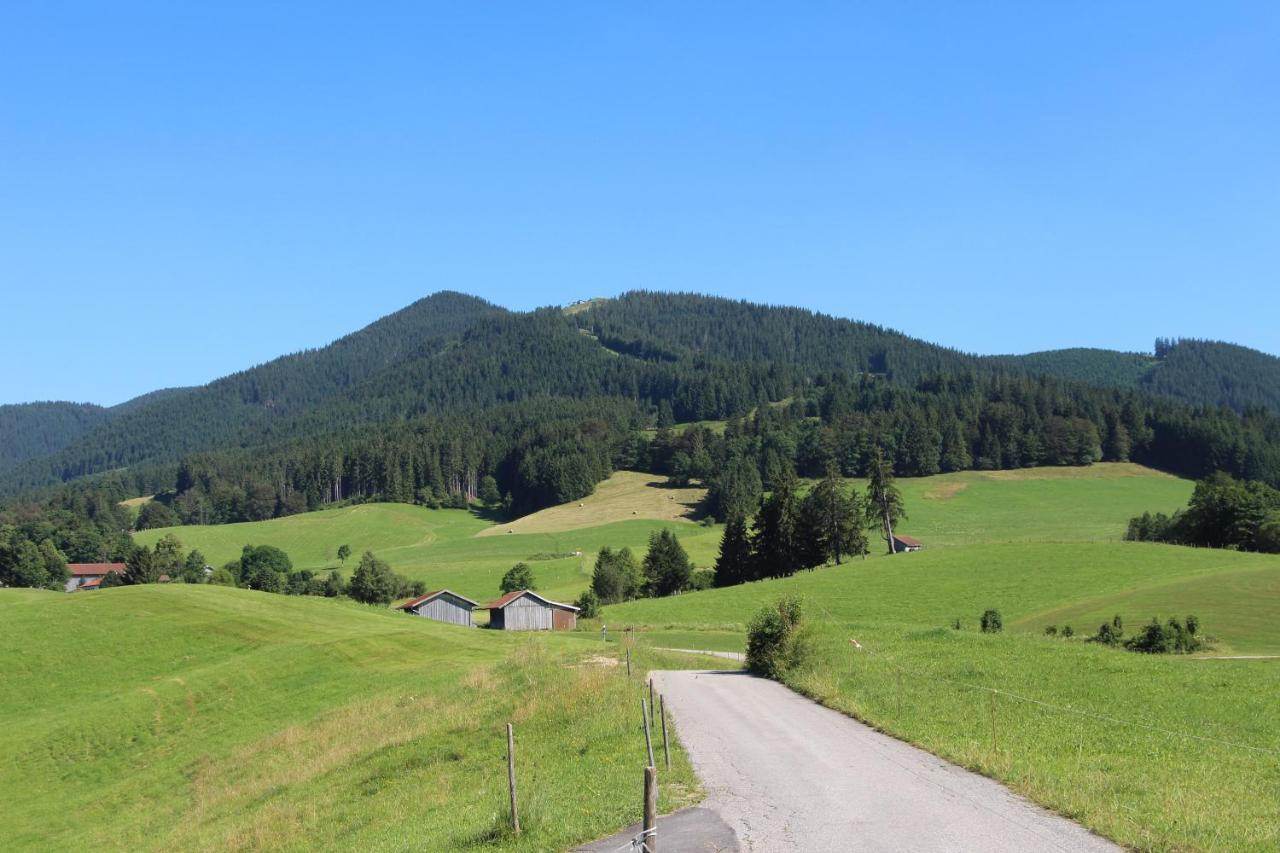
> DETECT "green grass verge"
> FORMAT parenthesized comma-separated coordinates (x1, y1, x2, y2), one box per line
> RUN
(0, 586, 699, 851)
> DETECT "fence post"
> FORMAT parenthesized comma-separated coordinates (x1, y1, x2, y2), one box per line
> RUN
(989, 692, 998, 756)
(641, 698, 655, 767)
(643, 765, 658, 852)
(659, 694, 671, 770)
(896, 669, 903, 717)
(627, 646, 632, 678)
(506, 723, 520, 835)
(648, 679, 655, 728)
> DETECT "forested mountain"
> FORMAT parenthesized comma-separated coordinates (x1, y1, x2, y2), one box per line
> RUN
(0, 388, 193, 480)
(0, 292, 504, 495)
(4, 292, 1280, 524)
(989, 349, 1157, 389)
(994, 339, 1280, 414)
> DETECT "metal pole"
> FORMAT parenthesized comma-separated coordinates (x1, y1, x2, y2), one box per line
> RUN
(643, 765, 658, 852)
(641, 699, 655, 767)
(659, 694, 671, 770)
(506, 723, 520, 834)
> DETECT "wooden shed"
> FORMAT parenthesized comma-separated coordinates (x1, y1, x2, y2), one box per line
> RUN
(891, 534, 923, 553)
(483, 590, 579, 631)
(398, 589, 478, 627)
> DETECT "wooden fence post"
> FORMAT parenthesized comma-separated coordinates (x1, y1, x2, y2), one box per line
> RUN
(506, 723, 520, 835)
(627, 646, 632, 678)
(648, 679, 655, 727)
(659, 694, 671, 770)
(643, 765, 658, 853)
(641, 698, 655, 768)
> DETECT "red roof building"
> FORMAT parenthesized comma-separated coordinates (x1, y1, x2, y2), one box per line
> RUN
(66, 563, 126, 592)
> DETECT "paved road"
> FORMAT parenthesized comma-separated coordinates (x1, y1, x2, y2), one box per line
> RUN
(653, 670, 1120, 853)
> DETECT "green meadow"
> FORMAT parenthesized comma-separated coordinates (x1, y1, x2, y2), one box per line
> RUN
(52, 462, 1280, 849)
(0, 585, 705, 851)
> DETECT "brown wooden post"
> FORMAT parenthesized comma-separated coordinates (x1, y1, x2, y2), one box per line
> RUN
(659, 694, 671, 770)
(648, 679, 655, 728)
(641, 698, 655, 767)
(506, 723, 520, 834)
(643, 765, 658, 852)
(627, 646, 632, 678)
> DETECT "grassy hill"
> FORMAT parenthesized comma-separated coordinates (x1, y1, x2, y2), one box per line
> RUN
(136, 473, 723, 605)
(0, 585, 704, 851)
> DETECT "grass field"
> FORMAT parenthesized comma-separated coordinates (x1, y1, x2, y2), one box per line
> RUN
(117, 462, 1280, 849)
(0, 585, 707, 851)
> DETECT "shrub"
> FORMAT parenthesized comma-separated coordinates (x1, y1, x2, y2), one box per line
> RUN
(1043, 625, 1058, 636)
(1123, 616, 1203, 654)
(500, 562, 536, 594)
(687, 568, 715, 591)
(980, 609, 1003, 634)
(348, 551, 399, 605)
(1091, 622, 1122, 645)
(1062, 625, 1075, 638)
(746, 595, 809, 679)
(575, 589, 600, 619)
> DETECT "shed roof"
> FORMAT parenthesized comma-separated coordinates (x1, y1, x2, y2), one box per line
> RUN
(67, 563, 126, 576)
(80, 578, 102, 589)
(483, 589, 580, 612)
(893, 534, 923, 547)
(399, 589, 479, 610)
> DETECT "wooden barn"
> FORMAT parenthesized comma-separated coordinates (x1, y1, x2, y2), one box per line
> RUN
(483, 590, 579, 631)
(398, 589, 478, 627)
(891, 534, 923, 553)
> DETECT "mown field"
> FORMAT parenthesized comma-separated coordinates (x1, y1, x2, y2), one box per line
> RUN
(118, 462, 1280, 849)
(0, 585, 705, 851)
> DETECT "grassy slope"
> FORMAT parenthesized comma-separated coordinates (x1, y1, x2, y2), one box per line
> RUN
(599, 466, 1280, 851)
(475, 471, 705, 536)
(136, 482, 723, 606)
(0, 585, 703, 851)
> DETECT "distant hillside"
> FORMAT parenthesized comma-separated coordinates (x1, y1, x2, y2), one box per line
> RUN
(0, 388, 193, 479)
(994, 339, 1280, 415)
(4, 291, 1280, 504)
(989, 348, 1157, 389)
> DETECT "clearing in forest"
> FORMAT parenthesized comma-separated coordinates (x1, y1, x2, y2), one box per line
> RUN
(476, 470, 705, 537)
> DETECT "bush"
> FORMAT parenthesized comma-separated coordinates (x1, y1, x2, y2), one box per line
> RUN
(687, 568, 715, 591)
(1062, 625, 1074, 638)
(746, 595, 809, 679)
(348, 551, 399, 605)
(575, 589, 600, 619)
(500, 562, 536, 594)
(980, 609, 1003, 634)
(1123, 616, 1204, 654)
(1043, 625, 1058, 636)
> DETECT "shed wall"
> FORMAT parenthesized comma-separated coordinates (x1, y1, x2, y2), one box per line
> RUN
(411, 595, 474, 627)
(502, 598, 553, 630)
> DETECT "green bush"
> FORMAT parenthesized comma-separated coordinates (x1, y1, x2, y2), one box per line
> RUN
(500, 562, 536, 594)
(1123, 616, 1204, 654)
(980, 608, 1003, 633)
(575, 589, 600, 619)
(686, 568, 715, 591)
(746, 595, 809, 679)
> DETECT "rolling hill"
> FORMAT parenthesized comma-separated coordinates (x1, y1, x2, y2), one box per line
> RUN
(996, 338, 1280, 414)
(0, 585, 705, 851)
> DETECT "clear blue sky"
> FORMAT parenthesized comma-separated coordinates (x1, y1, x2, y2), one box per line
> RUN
(2, 2, 1277, 406)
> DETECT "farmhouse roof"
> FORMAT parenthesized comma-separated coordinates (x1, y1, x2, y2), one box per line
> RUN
(80, 578, 102, 589)
(398, 589, 479, 610)
(67, 563, 126, 576)
(893, 535, 923, 547)
(483, 589, 580, 612)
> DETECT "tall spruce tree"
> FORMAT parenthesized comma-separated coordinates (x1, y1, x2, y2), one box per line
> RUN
(713, 514, 755, 587)
(752, 473, 801, 578)
(799, 464, 866, 566)
(643, 528, 693, 596)
(865, 449, 907, 554)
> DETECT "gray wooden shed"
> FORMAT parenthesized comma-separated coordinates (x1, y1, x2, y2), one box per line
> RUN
(398, 589, 478, 627)
(484, 590, 579, 631)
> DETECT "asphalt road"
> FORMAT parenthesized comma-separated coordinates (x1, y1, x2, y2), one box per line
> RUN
(653, 670, 1120, 853)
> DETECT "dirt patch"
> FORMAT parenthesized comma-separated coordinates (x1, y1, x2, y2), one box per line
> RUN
(923, 482, 969, 500)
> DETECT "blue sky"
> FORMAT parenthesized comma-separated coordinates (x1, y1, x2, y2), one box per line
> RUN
(2, 2, 1277, 405)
